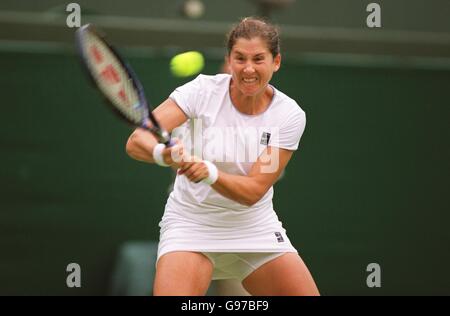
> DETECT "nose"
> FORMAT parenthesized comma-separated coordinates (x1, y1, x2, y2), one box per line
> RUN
(243, 62, 255, 74)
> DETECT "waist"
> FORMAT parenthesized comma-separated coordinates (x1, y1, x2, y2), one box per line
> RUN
(163, 191, 277, 228)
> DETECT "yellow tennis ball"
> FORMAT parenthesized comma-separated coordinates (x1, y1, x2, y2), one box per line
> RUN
(170, 51, 204, 77)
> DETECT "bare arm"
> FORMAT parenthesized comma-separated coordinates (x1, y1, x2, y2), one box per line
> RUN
(125, 98, 188, 164)
(179, 147, 294, 206)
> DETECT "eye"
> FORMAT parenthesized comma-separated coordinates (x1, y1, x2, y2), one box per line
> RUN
(253, 55, 265, 63)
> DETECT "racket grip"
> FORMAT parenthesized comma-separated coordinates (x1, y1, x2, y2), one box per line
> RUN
(165, 139, 176, 148)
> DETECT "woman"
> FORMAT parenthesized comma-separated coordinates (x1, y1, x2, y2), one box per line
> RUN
(126, 17, 319, 296)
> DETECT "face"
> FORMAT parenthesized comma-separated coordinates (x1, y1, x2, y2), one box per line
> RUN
(228, 37, 281, 97)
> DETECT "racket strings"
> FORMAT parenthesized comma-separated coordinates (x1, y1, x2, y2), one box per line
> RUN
(83, 32, 145, 125)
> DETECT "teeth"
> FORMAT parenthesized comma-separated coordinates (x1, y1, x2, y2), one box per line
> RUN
(243, 78, 257, 83)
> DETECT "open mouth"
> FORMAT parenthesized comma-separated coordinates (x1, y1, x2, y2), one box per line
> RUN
(242, 78, 258, 84)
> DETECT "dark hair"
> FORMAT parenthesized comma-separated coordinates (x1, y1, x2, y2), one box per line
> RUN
(226, 17, 280, 58)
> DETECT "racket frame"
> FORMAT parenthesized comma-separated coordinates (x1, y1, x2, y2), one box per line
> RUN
(75, 24, 171, 145)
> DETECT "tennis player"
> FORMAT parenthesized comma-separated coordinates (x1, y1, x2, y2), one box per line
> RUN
(126, 17, 319, 296)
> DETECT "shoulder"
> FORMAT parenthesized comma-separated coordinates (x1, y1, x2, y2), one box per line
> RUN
(271, 86, 306, 123)
(172, 73, 230, 96)
(192, 73, 231, 89)
(170, 73, 231, 118)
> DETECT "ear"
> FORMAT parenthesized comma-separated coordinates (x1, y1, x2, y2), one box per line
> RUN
(273, 54, 281, 72)
(223, 56, 231, 74)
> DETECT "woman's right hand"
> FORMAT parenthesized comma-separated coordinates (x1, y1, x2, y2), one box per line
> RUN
(161, 138, 185, 168)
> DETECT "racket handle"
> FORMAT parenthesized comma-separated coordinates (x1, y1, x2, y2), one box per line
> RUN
(165, 139, 176, 148)
(142, 119, 173, 147)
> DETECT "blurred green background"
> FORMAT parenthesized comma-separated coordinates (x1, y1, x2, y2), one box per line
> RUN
(0, 0, 449, 295)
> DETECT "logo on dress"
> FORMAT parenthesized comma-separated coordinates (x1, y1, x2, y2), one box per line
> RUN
(274, 232, 284, 243)
(260, 132, 271, 145)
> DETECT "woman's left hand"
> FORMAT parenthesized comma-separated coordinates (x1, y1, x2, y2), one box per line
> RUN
(178, 159, 210, 183)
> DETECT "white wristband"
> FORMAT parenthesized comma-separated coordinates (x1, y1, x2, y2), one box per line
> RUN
(202, 160, 219, 185)
(152, 143, 169, 167)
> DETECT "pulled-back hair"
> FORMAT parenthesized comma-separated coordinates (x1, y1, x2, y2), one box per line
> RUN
(226, 17, 280, 58)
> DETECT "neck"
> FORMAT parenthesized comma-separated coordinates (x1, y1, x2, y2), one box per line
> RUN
(229, 80, 273, 115)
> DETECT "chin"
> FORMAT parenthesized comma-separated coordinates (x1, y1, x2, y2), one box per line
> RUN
(239, 85, 261, 96)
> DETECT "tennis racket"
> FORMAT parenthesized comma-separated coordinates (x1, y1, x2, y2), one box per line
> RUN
(75, 24, 173, 146)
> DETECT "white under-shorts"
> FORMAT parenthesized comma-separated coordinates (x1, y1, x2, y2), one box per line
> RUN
(202, 252, 288, 281)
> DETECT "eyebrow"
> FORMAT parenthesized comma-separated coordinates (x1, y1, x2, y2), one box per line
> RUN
(233, 51, 266, 57)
